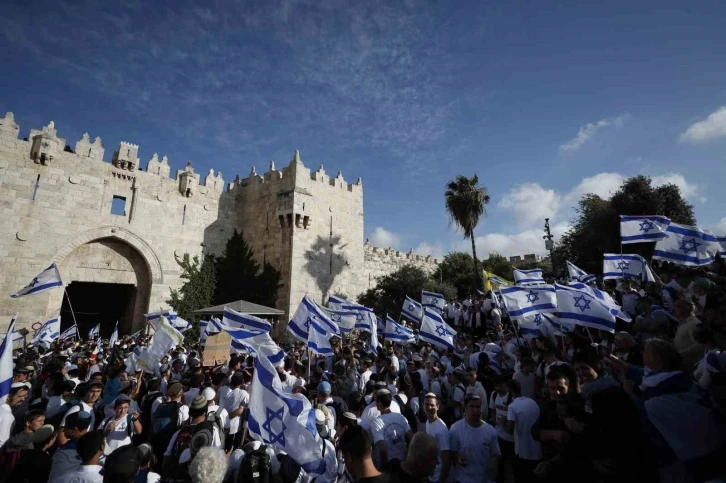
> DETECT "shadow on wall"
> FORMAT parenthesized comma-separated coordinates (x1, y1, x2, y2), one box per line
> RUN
(304, 235, 348, 302)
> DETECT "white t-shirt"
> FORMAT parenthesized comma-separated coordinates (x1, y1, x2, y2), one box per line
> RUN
(101, 415, 135, 454)
(221, 388, 250, 434)
(449, 420, 500, 483)
(371, 412, 411, 463)
(60, 401, 96, 431)
(417, 369, 430, 391)
(506, 397, 542, 460)
(465, 382, 487, 411)
(207, 404, 230, 429)
(150, 399, 190, 426)
(183, 388, 200, 407)
(425, 418, 450, 482)
(316, 438, 339, 483)
(488, 392, 514, 442)
(512, 371, 536, 400)
(361, 400, 401, 427)
(408, 395, 426, 433)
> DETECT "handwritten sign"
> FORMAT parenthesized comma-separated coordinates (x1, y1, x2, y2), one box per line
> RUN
(202, 331, 231, 366)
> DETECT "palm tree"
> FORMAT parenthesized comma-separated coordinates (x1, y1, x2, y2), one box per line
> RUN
(445, 175, 490, 289)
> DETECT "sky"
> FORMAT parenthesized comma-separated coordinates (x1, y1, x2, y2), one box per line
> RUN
(2, 0, 726, 260)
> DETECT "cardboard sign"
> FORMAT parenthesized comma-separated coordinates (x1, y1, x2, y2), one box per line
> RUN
(202, 331, 231, 366)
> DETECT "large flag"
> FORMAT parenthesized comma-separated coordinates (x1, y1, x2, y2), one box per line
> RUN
(602, 254, 649, 281)
(307, 318, 334, 356)
(418, 308, 455, 350)
(499, 285, 557, 319)
(401, 296, 423, 322)
(652, 222, 720, 267)
(201, 318, 222, 346)
(218, 320, 285, 365)
(513, 268, 545, 286)
(421, 291, 445, 312)
(384, 316, 415, 344)
(59, 324, 78, 341)
(483, 270, 512, 292)
(341, 304, 379, 354)
(137, 315, 184, 373)
(109, 322, 119, 346)
(518, 312, 574, 340)
(718, 235, 726, 258)
(567, 282, 631, 322)
(247, 355, 326, 476)
(327, 294, 355, 311)
(288, 295, 339, 344)
(10, 262, 63, 298)
(566, 261, 596, 284)
(146, 310, 190, 332)
(31, 316, 60, 349)
(0, 315, 18, 403)
(318, 306, 357, 333)
(223, 307, 272, 333)
(555, 283, 616, 333)
(620, 215, 671, 244)
(88, 323, 100, 340)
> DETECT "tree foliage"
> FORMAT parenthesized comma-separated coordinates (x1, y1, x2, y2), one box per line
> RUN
(357, 265, 457, 317)
(167, 254, 216, 344)
(481, 253, 515, 280)
(553, 175, 696, 276)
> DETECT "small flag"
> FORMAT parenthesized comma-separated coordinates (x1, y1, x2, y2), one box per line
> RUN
(146, 310, 190, 332)
(555, 283, 616, 333)
(421, 291, 445, 312)
(247, 354, 326, 476)
(59, 324, 79, 341)
(513, 268, 545, 286)
(327, 294, 354, 311)
(401, 296, 423, 322)
(0, 315, 18, 403)
(567, 282, 631, 322)
(566, 261, 596, 284)
(418, 308, 455, 350)
(10, 262, 63, 298)
(602, 254, 649, 281)
(620, 215, 671, 244)
(288, 295, 339, 344)
(223, 306, 272, 333)
(652, 222, 720, 267)
(499, 285, 557, 319)
(88, 323, 100, 340)
(31, 316, 60, 348)
(109, 322, 119, 346)
(384, 316, 415, 344)
(217, 319, 286, 365)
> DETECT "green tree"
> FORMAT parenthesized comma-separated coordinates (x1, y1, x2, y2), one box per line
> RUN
(445, 175, 490, 289)
(481, 253, 514, 280)
(553, 175, 696, 276)
(167, 253, 216, 344)
(433, 252, 476, 299)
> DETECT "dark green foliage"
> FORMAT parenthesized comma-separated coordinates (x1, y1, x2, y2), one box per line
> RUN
(167, 254, 216, 344)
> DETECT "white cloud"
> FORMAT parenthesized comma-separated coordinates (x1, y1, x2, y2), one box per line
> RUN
(651, 173, 705, 202)
(455, 222, 570, 259)
(559, 114, 630, 153)
(709, 217, 726, 235)
(565, 172, 625, 202)
(368, 227, 401, 249)
(413, 241, 445, 259)
(498, 183, 561, 227)
(679, 106, 726, 144)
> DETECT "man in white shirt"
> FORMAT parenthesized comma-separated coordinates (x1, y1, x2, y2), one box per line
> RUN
(505, 380, 541, 482)
(513, 357, 536, 400)
(387, 346, 400, 374)
(449, 394, 500, 483)
(164, 396, 222, 471)
(359, 358, 373, 393)
(52, 429, 105, 483)
(0, 383, 29, 447)
(464, 369, 487, 411)
(202, 387, 230, 437)
(58, 381, 103, 445)
(49, 411, 92, 481)
(220, 373, 249, 450)
(423, 393, 451, 483)
(371, 389, 412, 467)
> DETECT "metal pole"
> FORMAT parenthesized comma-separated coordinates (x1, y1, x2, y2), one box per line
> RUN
(64, 288, 80, 337)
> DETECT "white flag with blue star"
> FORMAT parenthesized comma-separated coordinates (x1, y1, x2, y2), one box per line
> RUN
(307, 317, 335, 356)
(384, 316, 415, 344)
(109, 322, 119, 346)
(499, 285, 557, 319)
(566, 261, 596, 284)
(0, 315, 18, 403)
(513, 268, 545, 286)
(223, 306, 272, 333)
(652, 222, 720, 267)
(288, 295, 339, 344)
(717, 235, 726, 258)
(218, 319, 286, 365)
(31, 315, 60, 349)
(327, 294, 354, 311)
(201, 318, 222, 346)
(341, 303, 379, 354)
(2, 315, 23, 346)
(568, 282, 631, 322)
(602, 254, 648, 281)
(418, 308, 456, 350)
(401, 296, 423, 322)
(10, 262, 64, 298)
(247, 354, 326, 476)
(620, 215, 671, 244)
(421, 291, 445, 312)
(145, 310, 190, 332)
(555, 283, 616, 333)
(318, 305, 357, 333)
(59, 324, 78, 341)
(88, 323, 100, 340)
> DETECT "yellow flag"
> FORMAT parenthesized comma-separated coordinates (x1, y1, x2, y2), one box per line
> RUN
(482, 270, 513, 292)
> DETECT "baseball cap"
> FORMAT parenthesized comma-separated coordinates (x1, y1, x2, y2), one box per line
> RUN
(317, 381, 331, 394)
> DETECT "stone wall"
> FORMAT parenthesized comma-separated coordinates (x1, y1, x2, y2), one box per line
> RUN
(362, 242, 440, 292)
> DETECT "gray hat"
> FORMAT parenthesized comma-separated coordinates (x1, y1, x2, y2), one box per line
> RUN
(191, 395, 208, 410)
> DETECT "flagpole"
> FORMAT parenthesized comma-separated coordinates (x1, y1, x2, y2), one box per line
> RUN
(619, 222, 625, 280)
(63, 288, 80, 336)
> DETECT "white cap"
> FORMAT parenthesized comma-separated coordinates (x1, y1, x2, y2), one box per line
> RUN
(315, 409, 326, 424)
(201, 387, 216, 401)
(65, 364, 79, 372)
(11, 382, 31, 390)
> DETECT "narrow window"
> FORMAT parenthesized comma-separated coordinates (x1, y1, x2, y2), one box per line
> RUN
(182, 204, 186, 225)
(88, 148, 92, 157)
(111, 196, 126, 216)
(32, 175, 40, 200)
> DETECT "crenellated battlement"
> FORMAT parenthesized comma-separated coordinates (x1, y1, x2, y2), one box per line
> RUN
(364, 241, 441, 265)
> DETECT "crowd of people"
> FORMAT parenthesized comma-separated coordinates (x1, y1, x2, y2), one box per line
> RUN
(1, 261, 725, 483)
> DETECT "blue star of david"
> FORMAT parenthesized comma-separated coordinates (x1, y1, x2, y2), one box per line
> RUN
(394, 326, 403, 335)
(303, 318, 310, 329)
(331, 314, 341, 322)
(639, 220, 655, 233)
(429, 297, 438, 306)
(679, 237, 701, 254)
(533, 313, 542, 326)
(408, 303, 416, 311)
(262, 407, 286, 446)
(525, 291, 539, 304)
(616, 260, 630, 271)
(28, 277, 40, 288)
(355, 312, 365, 323)
(573, 295, 591, 312)
(435, 324, 447, 337)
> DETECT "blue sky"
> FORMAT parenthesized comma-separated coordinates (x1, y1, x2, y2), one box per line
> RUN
(3, 0, 726, 259)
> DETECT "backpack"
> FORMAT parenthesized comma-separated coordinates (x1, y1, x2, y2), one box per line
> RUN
(140, 391, 162, 438)
(415, 393, 427, 424)
(150, 401, 180, 452)
(206, 409, 224, 439)
(238, 445, 271, 483)
(103, 414, 134, 437)
(396, 395, 418, 431)
(0, 448, 22, 474)
(324, 396, 348, 422)
(162, 421, 214, 482)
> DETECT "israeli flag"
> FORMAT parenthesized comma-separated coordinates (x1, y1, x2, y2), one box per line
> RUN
(642, 261, 657, 283)
(308, 317, 334, 356)
(384, 316, 415, 344)
(146, 310, 190, 332)
(109, 322, 119, 346)
(567, 282, 631, 322)
(223, 306, 272, 333)
(602, 254, 648, 281)
(519, 312, 574, 341)
(219, 320, 286, 365)
(513, 268, 545, 286)
(318, 306, 357, 333)
(0, 315, 18, 403)
(717, 236, 726, 258)
(566, 261, 596, 284)
(10, 262, 64, 298)
(418, 308, 455, 350)
(652, 222, 720, 267)
(620, 215, 671, 244)
(327, 294, 355, 311)
(247, 354, 326, 476)
(401, 296, 423, 322)
(421, 291, 445, 312)
(500, 285, 557, 319)
(2, 317, 24, 345)
(288, 295, 339, 344)
(342, 304, 379, 354)
(201, 317, 223, 346)
(59, 324, 79, 341)
(88, 323, 100, 340)
(555, 283, 616, 333)
(31, 316, 61, 348)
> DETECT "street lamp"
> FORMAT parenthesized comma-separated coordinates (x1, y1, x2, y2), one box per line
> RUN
(543, 218, 555, 277)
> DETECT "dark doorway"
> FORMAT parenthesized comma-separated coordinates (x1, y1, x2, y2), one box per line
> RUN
(60, 282, 136, 338)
